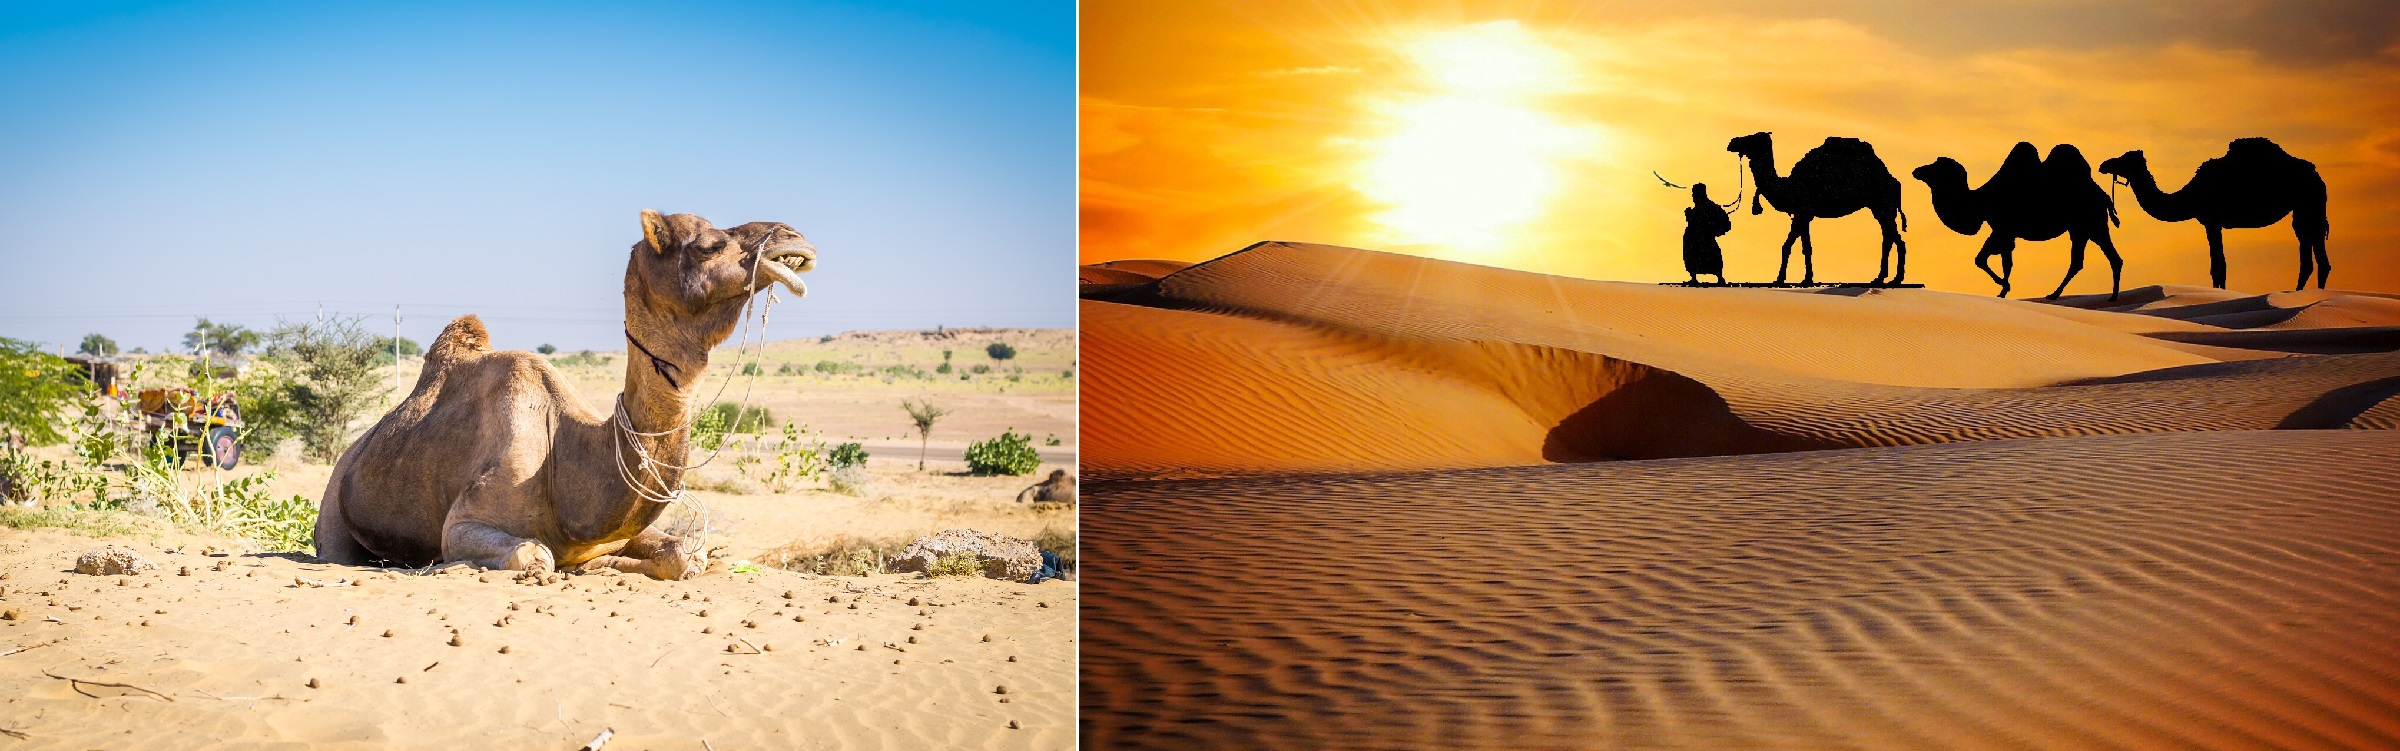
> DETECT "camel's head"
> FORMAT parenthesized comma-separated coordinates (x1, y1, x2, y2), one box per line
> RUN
(1910, 157, 1966, 187)
(624, 210, 818, 364)
(2096, 150, 2148, 181)
(1725, 132, 1772, 159)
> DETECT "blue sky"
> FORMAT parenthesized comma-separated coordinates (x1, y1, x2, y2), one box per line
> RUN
(0, 0, 1072, 353)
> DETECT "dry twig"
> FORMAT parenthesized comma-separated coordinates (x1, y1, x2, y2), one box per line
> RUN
(41, 670, 173, 702)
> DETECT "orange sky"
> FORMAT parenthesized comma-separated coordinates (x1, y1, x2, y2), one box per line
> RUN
(1081, 1, 2400, 295)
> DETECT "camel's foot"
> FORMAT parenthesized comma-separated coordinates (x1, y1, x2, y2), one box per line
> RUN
(499, 540, 555, 574)
(578, 537, 703, 581)
(650, 536, 704, 581)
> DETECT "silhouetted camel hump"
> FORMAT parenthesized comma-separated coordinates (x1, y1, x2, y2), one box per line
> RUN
(1914, 142, 2124, 300)
(2097, 138, 2330, 290)
(1726, 132, 1908, 285)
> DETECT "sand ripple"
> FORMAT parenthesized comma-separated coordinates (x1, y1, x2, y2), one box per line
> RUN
(1081, 432, 2400, 750)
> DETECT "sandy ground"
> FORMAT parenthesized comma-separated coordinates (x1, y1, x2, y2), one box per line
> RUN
(0, 528, 1074, 750)
(1078, 241, 2400, 749)
(0, 327, 1077, 750)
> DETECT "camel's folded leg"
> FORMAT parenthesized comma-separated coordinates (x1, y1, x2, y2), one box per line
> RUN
(443, 521, 556, 574)
(577, 529, 702, 581)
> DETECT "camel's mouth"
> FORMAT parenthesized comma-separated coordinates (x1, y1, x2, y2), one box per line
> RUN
(759, 240, 817, 298)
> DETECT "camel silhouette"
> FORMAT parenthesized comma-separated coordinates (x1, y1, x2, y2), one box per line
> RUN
(1914, 143, 2124, 300)
(1727, 132, 1908, 285)
(2096, 138, 2329, 290)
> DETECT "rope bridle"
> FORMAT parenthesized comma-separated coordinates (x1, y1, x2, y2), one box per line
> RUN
(1652, 153, 1747, 210)
(608, 238, 788, 559)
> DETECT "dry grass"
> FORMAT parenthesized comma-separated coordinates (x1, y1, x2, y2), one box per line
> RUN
(760, 533, 913, 576)
(0, 504, 161, 539)
(1032, 525, 1076, 572)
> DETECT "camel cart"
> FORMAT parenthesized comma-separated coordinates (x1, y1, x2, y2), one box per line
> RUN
(133, 388, 243, 470)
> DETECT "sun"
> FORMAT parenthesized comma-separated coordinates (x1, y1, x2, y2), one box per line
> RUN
(1355, 21, 1594, 255)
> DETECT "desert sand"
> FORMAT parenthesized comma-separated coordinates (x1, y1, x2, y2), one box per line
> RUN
(0, 525, 1073, 750)
(1079, 241, 2400, 749)
(0, 330, 1078, 750)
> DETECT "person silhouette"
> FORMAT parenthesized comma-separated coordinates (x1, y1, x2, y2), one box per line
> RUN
(1683, 183, 1731, 285)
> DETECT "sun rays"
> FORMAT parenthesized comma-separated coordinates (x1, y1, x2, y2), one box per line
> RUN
(1354, 21, 1597, 256)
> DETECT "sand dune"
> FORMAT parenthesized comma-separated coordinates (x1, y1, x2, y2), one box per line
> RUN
(1081, 431, 2400, 750)
(1082, 242, 2399, 479)
(1081, 241, 2400, 749)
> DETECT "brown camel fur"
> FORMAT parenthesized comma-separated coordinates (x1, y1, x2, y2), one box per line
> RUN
(313, 210, 816, 579)
(1014, 469, 1076, 506)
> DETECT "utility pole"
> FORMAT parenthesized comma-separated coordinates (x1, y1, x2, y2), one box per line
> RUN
(392, 305, 403, 403)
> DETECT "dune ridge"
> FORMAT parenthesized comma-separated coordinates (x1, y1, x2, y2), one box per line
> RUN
(1081, 431, 2400, 750)
(1083, 242, 2400, 480)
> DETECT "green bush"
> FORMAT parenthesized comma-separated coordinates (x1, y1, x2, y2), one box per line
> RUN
(813, 359, 862, 375)
(970, 364, 991, 375)
(703, 401, 773, 431)
(740, 361, 764, 376)
(0, 337, 81, 446)
(693, 401, 774, 452)
(985, 342, 1016, 361)
(536, 343, 557, 355)
(829, 442, 869, 470)
(936, 362, 952, 374)
(554, 350, 611, 368)
(964, 429, 1041, 476)
(776, 362, 799, 375)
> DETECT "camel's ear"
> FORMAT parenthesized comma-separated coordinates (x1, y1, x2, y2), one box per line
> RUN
(639, 209, 671, 255)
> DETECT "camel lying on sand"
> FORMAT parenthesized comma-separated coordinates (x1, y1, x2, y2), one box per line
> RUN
(1015, 469, 1077, 506)
(313, 210, 816, 579)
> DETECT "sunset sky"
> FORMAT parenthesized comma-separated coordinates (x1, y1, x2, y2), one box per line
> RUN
(1082, 1, 2400, 295)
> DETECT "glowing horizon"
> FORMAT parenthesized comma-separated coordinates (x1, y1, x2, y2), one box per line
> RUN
(1081, 3, 2400, 295)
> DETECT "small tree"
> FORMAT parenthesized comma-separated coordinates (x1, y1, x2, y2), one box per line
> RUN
(270, 317, 389, 462)
(0, 338, 79, 446)
(985, 342, 1016, 361)
(78, 333, 119, 356)
(184, 317, 260, 356)
(900, 398, 949, 470)
(537, 343, 557, 355)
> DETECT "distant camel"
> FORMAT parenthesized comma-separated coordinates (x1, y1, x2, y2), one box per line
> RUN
(1727, 132, 1909, 285)
(1016, 469, 1076, 505)
(1914, 142, 2124, 300)
(2096, 138, 2329, 290)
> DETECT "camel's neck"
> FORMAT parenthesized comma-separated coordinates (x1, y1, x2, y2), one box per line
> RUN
(560, 326, 709, 543)
(2120, 169, 2196, 223)
(1742, 146, 1790, 209)
(1921, 173, 1986, 235)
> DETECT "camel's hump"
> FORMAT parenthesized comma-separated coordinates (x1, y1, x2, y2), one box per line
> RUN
(428, 314, 492, 362)
(2227, 137, 2290, 160)
(1819, 136, 1876, 155)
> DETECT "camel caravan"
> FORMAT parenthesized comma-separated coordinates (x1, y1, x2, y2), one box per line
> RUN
(1669, 134, 2331, 301)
